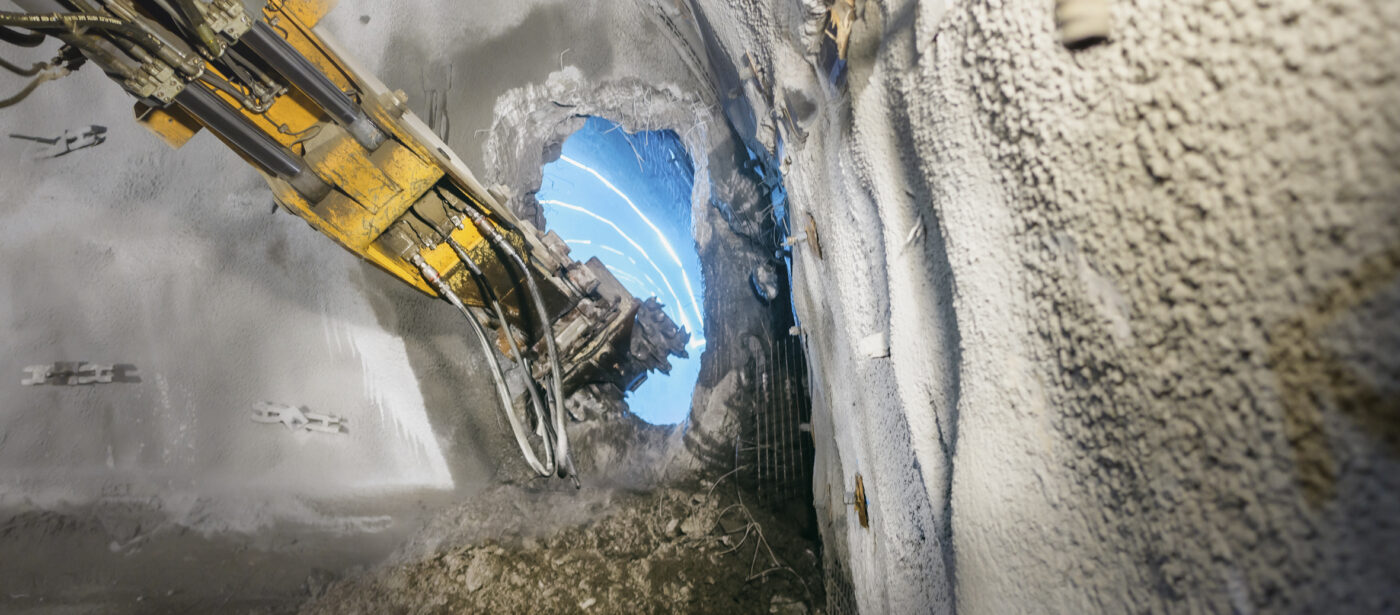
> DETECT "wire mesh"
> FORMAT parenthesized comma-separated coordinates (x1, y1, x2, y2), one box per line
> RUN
(739, 334, 813, 507)
(824, 553, 859, 615)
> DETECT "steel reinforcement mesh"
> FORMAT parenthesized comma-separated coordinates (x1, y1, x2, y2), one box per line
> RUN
(735, 334, 814, 508)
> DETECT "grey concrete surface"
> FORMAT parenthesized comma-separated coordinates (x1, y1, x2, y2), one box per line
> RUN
(678, 0, 1400, 612)
(1, 0, 1396, 612)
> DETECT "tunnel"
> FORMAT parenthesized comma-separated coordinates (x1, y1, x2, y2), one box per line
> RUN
(0, 0, 1397, 613)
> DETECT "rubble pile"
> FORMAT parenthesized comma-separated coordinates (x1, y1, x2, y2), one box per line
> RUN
(301, 482, 822, 614)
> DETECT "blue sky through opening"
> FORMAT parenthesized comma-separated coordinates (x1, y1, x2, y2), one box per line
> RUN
(537, 117, 704, 425)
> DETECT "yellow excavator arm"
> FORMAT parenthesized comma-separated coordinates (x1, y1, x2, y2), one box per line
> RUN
(0, 0, 691, 483)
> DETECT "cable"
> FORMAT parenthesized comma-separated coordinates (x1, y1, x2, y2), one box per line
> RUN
(439, 188, 577, 446)
(0, 25, 46, 48)
(406, 247, 556, 478)
(199, 71, 273, 112)
(0, 56, 47, 77)
(0, 64, 67, 108)
(0, 11, 160, 54)
(171, 0, 220, 57)
(436, 187, 580, 485)
(446, 235, 555, 448)
(0, 11, 127, 31)
(411, 205, 560, 473)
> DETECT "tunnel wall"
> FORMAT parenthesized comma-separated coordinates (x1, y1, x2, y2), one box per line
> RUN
(1, 0, 1395, 611)
(677, 0, 1400, 612)
(0, 68, 477, 531)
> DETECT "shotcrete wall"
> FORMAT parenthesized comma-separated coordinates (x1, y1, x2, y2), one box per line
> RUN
(1, 0, 1396, 611)
(678, 0, 1400, 612)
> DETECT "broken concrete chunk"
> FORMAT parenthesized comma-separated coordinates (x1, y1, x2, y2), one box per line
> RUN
(770, 594, 809, 615)
(718, 515, 748, 536)
(463, 554, 493, 593)
(680, 508, 718, 536)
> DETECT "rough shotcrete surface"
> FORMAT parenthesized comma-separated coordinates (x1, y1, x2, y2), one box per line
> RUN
(917, 0, 1400, 611)
(680, 0, 1400, 612)
(2, 0, 1396, 611)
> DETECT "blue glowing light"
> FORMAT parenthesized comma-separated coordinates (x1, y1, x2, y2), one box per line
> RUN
(537, 117, 704, 425)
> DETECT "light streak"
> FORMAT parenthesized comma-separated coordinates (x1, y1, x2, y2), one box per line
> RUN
(540, 199, 694, 333)
(560, 155, 705, 333)
(598, 244, 642, 268)
(604, 265, 655, 296)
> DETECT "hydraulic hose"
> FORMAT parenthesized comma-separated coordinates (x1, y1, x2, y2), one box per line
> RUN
(450, 194, 576, 475)
(0, 63, 65, 108)
(0, 25, 46, 47)
(408, 252, 556, 477)
(0, 11, 127, 31)
(236, 21, 384, 150)
(0, 11, 165, 68)
(89, 0, 205, 79)
(428, 203, 579, 487)
(171, 0, 220, 57)
(0, 56, 47, 76)
(174, 83, 303, 178)
(7, 3, 140, 83)
(444, 235, 551, 439)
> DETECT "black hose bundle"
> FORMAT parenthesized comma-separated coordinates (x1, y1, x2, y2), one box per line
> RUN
(0, 11, 168, 74)
(429, 187, 580, 484)
(0, 11, 127, 30)
(407, 250, 558, 478)
(0, 25, 46, 47)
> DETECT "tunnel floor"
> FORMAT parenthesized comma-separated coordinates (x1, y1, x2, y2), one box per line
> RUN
(1, 479, 825, 613)
(0, 489, 458, 613)
(302, 481, 823, 614)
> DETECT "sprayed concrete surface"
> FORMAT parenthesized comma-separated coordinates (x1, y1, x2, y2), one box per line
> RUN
(676, 0, 1400, 612)
(1, 0, 1397, 613)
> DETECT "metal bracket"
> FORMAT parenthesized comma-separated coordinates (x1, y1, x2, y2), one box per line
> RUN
(250, 402, 346, 434)
(853, 473, 869, 528)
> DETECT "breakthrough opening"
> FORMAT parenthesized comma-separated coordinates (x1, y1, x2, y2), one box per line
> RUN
(537, 117, 704, 425)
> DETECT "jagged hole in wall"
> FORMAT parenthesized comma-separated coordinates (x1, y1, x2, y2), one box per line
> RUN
(538, 117, 704, 424)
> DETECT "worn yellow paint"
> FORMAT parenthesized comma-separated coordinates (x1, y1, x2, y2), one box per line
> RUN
(201, 72, 323, 153)
(263, 2, 355, 93)
(173, 1, 526, 298)
(272, 176, 473, 298)
(305, 135, 400, 213)
(309, 140, 443, 249)
(134, 102, 202, 149)
(274, 0, 339, 28)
